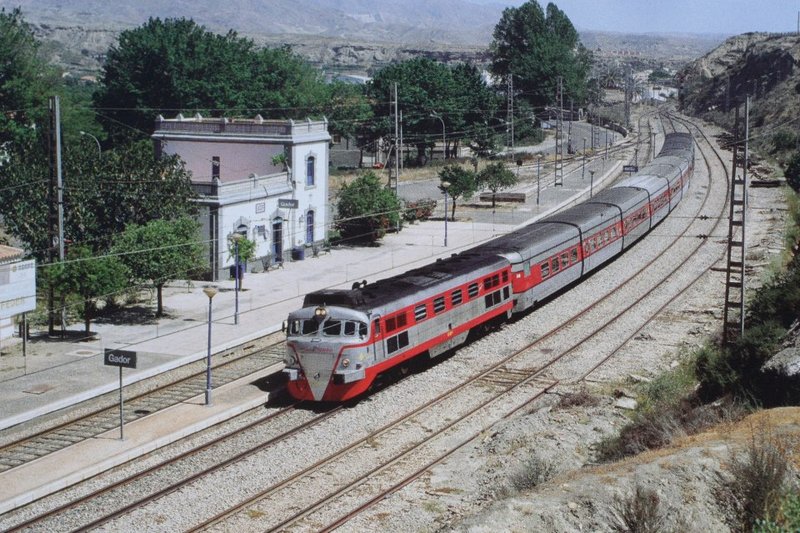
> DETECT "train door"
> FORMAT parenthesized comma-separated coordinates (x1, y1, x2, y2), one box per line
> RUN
(371, 315, 385, 362)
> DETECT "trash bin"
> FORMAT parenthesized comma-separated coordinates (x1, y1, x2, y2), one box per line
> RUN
(291, 246, 305, 261)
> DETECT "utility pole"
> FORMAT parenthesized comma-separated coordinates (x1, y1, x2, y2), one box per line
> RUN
(399, 110, 404, 172)
(47, 95, 65, 336)
(722, 98, 749, 345)
(507, 75, 514, 161)
(554, 76, 564, 187)
(388, 82, 399, 195)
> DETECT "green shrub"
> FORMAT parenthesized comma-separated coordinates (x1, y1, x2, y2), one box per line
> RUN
(755, 491, 800, 532)
(402, 198, 437, 222)
(784, 152, 800, 192)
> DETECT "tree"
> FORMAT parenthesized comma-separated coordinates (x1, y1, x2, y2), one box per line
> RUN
(0, 8, 57, 146)
(0, 139, 197, 261)
(336, 171, 402, 243)
(478, 162, 518, 208)
(112, 217, 205, 317)
(49, 244, 128, 334)
(365, 57, 499, 165)
(785, 152, 800, 193)
(439, 165, 477, 220)
(94, 18, 328, 145)
(489, 1, 591, 108)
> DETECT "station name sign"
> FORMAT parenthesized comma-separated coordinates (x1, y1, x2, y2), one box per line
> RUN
(278, 198, 299, 209)
(104, 349, 137, 369)
(623, 165, 638, 173)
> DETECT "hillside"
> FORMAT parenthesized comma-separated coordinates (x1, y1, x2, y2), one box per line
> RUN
(6, 0, 724, 79)
(679, 32, 800, 159)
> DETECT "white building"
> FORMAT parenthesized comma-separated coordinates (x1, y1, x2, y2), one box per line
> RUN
(0, 245, 36, 341)
(152, 115, 331, 281)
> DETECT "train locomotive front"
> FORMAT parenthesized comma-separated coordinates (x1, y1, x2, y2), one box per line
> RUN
(284, 302, 372, 401)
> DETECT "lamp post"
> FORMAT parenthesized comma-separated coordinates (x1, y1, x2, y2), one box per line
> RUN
(652, 132, 657, 160)
(634, 147, 639, 168)
(430, 113, 446, 161)
(80, 130, 101, 156)
(441, 180, 451, 246)
(202, 287, 218, 406)
(230, 233, 243, 325)
(589, 170, 595, 198)
(582, 138, 587, 179)
(536, 154, 543, 205)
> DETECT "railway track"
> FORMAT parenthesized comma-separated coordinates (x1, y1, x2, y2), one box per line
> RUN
(0, 339, 284, 473)
(149, 112, 729, 531)
(2, 111, 733, 532)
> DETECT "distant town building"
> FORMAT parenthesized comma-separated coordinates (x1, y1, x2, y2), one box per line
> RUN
(152, 115, 331, 281)
(0, 245, 36, 341)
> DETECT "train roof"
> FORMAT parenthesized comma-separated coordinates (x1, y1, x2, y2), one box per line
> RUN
(303, 251, 506, 311)
(587, 187, 647, 211)
(614, 174, 669, 193)
(466, 221, 577, 261)
(543, 201, 621, 233)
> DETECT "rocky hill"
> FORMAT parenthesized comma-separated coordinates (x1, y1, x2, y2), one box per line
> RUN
(679, 32, 800, 156)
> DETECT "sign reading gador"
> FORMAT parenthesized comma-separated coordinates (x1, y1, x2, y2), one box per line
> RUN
(104, 349, 137, 369)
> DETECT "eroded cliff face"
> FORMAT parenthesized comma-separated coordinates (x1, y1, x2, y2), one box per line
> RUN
(679, 32, 800, 138)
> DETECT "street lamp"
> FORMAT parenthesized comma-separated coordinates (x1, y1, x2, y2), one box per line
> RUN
(80, 131, 101, 156)
(589, 170, 595, 198)
(441, 180, 451, 246)
(230, 233, 244, 325)
(202, 287, 218, 406)
(582, 138, 587, 179)
(634, 147, 639, 168)
(430, 112, 446, 161)
(536, 153, 543, 205)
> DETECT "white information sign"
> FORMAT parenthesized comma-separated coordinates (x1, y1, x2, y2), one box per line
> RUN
(0, 259, 36, 319)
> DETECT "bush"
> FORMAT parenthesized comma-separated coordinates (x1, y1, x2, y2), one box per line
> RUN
(785, 152, 800, 193)
(755, 491, 800, 532)
(716, 428, 790, 532)
(608, 484, 667, 533)
(402, 198, 436, 223)
(557, 386, 600, 409)
(510, 454, 557, 492)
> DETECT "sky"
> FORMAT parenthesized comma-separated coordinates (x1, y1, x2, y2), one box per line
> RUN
(474, 0, 800, 35)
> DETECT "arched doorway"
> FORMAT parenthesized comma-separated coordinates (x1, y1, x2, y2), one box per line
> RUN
(272, 217, 283, 263)
(306, 210, 314, 244)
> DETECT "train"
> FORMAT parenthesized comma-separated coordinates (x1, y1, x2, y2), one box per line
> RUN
(282, 132, 695, 401)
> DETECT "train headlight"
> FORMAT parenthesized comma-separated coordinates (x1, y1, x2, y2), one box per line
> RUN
(341, 358, 350, 368)
(314, 306, 327, 320)
(283, 354, 297, 367)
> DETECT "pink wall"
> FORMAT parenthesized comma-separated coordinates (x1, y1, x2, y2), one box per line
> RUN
(163, 140, 285, 183)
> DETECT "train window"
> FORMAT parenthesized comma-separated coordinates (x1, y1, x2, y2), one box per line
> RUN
(503, 286, 510, 299)
(360, 322, 368, 337)
(552, 258, 560, 273)
(398, 331, 409, 349)
(541, 261, 550, 278)
(301, 320, 319, 335)
(433, 296, 446, 314)
(415, 304, 427, 321)
(468, 283, 479, 298)
(387, 336, 399, 354)
(502, 270, 508, 283)
(288, 320, 301, 335)
(451, 289, 463, 305)
(483, 277, 492, 290)
(611, 227, 617, 238)
(570, 248, 578, 263)
(344, 321, 355, 336)
(397, 313, 407, 328)
(386, 317, 396, 332)
(493, 274, 500, 287)
(583, 243, 590, 256)
(484, 290, 502, 308)
(323, 320, 342, 336)
(560, 253, 569, 268)
(373, 319, 381, 335)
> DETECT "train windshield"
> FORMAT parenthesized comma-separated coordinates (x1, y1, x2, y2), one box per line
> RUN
(288, 318, 367, 338)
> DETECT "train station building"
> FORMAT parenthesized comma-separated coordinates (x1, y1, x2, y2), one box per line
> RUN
(152, 115, 331, 281)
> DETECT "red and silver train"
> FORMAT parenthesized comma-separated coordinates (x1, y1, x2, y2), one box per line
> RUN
(283, 132, 695, 401)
